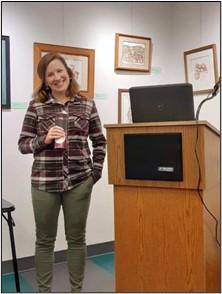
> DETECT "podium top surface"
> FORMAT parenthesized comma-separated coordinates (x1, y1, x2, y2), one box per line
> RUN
(104, 120, 220, 136)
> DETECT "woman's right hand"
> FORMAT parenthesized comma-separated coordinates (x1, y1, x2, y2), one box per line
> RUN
(44, 126, 65, 145)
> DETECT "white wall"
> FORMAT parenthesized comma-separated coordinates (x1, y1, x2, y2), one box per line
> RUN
(170, 2, 220, 127)
(2, 2, 66, 260)
(2, 2, 220, 261)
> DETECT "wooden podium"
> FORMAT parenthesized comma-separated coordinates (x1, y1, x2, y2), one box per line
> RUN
(104, 121, 220, 293)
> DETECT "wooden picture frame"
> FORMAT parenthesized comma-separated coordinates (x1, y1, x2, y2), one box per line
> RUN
(34, 42, 95, 97)
(184, 44, 218, 95)
(2, 35, 11, 109)
(115, 33, 151, 72)
(118, 89, 132, 123)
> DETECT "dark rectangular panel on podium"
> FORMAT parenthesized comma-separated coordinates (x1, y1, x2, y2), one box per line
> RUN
(124, 133, 183, 181)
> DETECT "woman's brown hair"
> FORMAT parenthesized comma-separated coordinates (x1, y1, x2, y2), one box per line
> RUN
(33, 53, 80, 102)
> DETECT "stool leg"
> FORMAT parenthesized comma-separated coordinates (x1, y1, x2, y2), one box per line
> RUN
(8, 212, 20, 292)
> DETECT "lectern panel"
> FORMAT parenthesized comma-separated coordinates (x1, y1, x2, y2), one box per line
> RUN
(124, 133, 183, 181)
(105, 122, 220, 292)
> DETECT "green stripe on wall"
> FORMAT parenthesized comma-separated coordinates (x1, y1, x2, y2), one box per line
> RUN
(11, 102, 28, 109)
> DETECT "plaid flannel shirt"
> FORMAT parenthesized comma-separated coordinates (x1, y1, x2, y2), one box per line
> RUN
(18, 95, 106, 192)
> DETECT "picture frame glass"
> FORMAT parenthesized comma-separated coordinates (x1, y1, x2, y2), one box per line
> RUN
(119, 36, 149, 70)
(184, 45, 218, 94)
(34, 43, 95, 97)
(2, 39, 7, 105)
(115, 33, 151, 72)
(186, 49, 215, 92)
(118, 89, 132, 123)
(2, 36, 11, 109)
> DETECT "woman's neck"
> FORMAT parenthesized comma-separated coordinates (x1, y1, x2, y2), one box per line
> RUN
(52, 92, 70, 104)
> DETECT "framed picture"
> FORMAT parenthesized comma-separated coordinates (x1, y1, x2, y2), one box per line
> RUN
(118, 89, 132, 123)
(2, 35, 11, 109)
(34, 42, 95, 97)
(115, 33, 152, 72)
(184, 44, 218, 94)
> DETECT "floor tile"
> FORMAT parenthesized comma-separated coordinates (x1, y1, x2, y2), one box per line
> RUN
(89, 252, 114, 273)
(3, 253, 115, 293)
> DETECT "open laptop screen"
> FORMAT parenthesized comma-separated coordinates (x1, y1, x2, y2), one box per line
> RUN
(129, 83, 195, 123)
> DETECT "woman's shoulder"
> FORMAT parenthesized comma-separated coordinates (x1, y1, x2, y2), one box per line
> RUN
(27, 98, 49, 111)
(74, 94, 94, 105)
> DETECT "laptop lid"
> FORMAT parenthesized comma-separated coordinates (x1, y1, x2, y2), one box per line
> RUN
(129, 83, 195, 123)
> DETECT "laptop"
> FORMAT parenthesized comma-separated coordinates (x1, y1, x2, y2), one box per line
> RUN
(129, 83, 195, 123)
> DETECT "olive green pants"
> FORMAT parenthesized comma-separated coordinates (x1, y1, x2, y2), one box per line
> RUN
(31, 176, 94, 292)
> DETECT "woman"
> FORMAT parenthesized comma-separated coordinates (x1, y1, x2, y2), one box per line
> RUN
(18, 53, 106, 292)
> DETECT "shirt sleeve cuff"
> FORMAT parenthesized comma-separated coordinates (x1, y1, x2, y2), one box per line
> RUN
(36, 135, 48, 148)
(35, 135, 54, 151)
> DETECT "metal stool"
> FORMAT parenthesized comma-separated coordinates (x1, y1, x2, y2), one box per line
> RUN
(2, 199, 20, 292)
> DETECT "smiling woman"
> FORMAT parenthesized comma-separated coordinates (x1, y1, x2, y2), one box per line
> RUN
(33, 53, 79, 103)
(18, 52, 106, 292)
(45, 59, 70, 103)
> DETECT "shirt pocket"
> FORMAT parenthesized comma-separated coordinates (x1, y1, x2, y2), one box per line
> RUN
(70, 113, 90, 136)
(37, 114, 56, 135)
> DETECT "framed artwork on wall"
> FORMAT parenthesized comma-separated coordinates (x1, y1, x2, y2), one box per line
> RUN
(118, 89, 132, 123)
(2, 35, 11, 109)
(115, 33, 152, 72)
(184, 44, 218, 95)
(34, 42, 95, 97)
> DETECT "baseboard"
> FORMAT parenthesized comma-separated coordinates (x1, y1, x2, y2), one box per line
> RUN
(2, 241, 114, 274)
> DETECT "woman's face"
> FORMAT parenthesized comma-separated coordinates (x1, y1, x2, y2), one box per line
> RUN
(45, 59, 70, 96)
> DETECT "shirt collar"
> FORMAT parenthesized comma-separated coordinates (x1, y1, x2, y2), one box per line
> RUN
(45, 94, 77, 105)
(45, 96, 56, 104)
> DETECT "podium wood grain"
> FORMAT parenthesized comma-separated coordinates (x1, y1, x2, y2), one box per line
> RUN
(105, 121, 220, 292)
(114, 187, 205, 292)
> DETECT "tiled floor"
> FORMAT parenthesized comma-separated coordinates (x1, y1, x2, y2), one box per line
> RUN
(2, 252, 115, 293)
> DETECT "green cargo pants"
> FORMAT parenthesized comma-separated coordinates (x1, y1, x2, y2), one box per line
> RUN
(31, 176, 94, 292)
